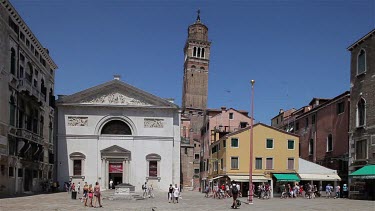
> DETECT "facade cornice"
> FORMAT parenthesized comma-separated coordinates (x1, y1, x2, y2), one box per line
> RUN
(347, 28, 375, 51)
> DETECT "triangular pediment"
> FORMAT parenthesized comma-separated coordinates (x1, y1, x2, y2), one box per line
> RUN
(57, 80, 178, 108)
(101, 145, 130, 154)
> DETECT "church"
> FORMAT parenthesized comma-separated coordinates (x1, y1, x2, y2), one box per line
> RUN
(56, 76, 180, 191)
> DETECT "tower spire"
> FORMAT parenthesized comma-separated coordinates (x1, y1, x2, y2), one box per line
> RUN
(196, 9, 201, 22)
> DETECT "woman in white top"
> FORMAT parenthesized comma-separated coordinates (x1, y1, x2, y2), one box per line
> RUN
(173, 184, 180, 203)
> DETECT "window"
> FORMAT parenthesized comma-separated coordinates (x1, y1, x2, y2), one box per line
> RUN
(229, 113, 234, 120)
(26, 39, 30, 47)
(231, 157, 239, 169)
(49, 122, 53, 143)
(337, 102, 345, 114)
(266, 158, 273, 169)
(19, 65, 24, 78)
(266, 139, 273, 149)
(201, 48, 205, 58)
(194, 153, 199, 160)
(231, 138, 239, 148)
(288, 140, 295, 150)
(287, 158, 294, 170)
(184, 148, 188, 154)
(33, 170, 38, 178)
(149, 161, 157, 177)
(312, 114, 316, 125)
(240, 122, 247, 128)
(18, 169, 23, 177)
(356, 140, 367, 160)
(0, 165, 4, 176)
(197, 47, 201, 57)
(73, 160, 82, 176)
(9, 167, 14, 177)
(193, 47, 197, 57)
(146, 153, 161, 177)
(194, 168, 200, 174)
(220, 158, 223, 170)
(295, 122, 299, 131)
(211, 145, 217, 154)
(255, 158, 262, 169)
(8, 17, 19, 33)
(309, 139, 314, 155)
(357, 98, 366, 127)
(305, 117, 308, 128)
(20, 32, 25, 41)
(327, 134, 333, 152)
(101, 120, 132, 135)
(31, 45, 34, 52)
(9, 95, 16, 126)
(357, 49, 366, 75)
(35, 51, 39, 58)
(10, 48, 16, 75)
(223, 139, 226, 148)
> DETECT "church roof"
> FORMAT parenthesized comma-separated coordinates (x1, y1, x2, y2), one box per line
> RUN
(57, 79, 179, 109)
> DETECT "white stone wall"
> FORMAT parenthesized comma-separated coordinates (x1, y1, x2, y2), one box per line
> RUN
(57, 105, 180, 191)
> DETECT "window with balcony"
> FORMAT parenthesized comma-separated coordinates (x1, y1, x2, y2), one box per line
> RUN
(356, 139, 367, 160)
(357, 98, 366, 127)
(255, 157, 262, 169)
(357, 49, 366, 75)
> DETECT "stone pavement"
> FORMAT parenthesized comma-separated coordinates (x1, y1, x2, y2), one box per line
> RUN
(0, 190, 374, 211)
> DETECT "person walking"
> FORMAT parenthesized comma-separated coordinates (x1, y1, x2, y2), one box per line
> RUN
(83, 182, 89, 206)
(334, 185, 341, 199)
(109, 179, 113, 189)
(71, 183, 76, 192)
(343, 184, 348, 198)
(88, 184, 94, 207)
(168, 184, 174, 203)
(231, 182, 239, 209)
(142, 182, 148, 198)
(93, 182, 103, 208)
(173, 184, 180, 203)
(77, 182, 81, 194)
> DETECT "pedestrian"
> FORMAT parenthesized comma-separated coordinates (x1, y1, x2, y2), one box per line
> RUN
(173, 184, 180, 203)
(88, 184, 94, 207)
(93, 182, 103, 208)
(168, 184, 174, 203)
(204, 184, 210, 198)
(326, 184, 331, 198)
(343, 184, 348, 198)
(109, 179, 113, 189)
(231, 181, 239, 209)
(77, 182, 81, 194)
(83, 182, 89, 206)
(142, 182, 148, 198)
(236, 183, 241, 198)
(334, 185, 340, 199)
(71, 183, 75, 192)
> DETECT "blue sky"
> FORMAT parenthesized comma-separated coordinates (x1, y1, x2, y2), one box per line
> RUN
(12, 0, 374, 124)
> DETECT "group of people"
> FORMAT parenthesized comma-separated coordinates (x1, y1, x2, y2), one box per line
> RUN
(279, 183, 348, 199)
(255, 183, 271, 199)
(142, 182, 155, 198)
(66, 181, 103, 208)
(168, 184, 180, 203)
(205, 182, 242, 199)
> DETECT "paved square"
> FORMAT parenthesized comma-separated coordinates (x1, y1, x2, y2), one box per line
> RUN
(0, 190, 374, 211)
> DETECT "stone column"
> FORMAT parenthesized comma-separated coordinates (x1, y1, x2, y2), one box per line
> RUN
(101, 159, 105, 189)
(105, 160, 109, 189)
(127, 160, 130, 184)
(122, 160, 126, 184)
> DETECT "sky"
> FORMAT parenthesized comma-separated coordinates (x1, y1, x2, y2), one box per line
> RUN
(11, 0, 375, 124)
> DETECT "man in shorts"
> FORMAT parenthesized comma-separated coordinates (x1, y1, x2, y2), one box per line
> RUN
(231, 182, 239, 209)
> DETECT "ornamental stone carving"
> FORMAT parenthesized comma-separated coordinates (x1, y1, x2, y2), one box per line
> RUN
(68, 117, 88, 126)
(144, 119, 164, 128)
(81, 92, 151, 106)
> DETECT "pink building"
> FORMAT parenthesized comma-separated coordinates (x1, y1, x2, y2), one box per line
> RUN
(200, 107, 252, 190)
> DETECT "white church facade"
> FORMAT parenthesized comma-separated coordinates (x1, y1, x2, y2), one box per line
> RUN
(56, 77, 180, 191)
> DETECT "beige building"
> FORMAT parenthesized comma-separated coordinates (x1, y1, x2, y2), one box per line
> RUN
(0, 0, 58, 195)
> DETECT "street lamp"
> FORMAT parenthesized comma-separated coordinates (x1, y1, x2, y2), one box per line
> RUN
(248, 79, 255, 204)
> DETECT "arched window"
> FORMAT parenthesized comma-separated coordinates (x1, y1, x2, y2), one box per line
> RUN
(70, 152, 86, 176)
(10, 48, 16, 76)
(327, 134, 333, 152)
(49, 122, 53, 143)
(40, 116, 44, 136)
(101, 120, 132, 135)
(27, 62, 33, 82)
(191, 65, 196, 69)
(193, 47, 197, 57)
(201, 48, 205, 58)
(146, 153, 161, 178)
(357, 49, 366, 75)
(197, 47, 201, 58)
(357, 98, 366, 127)
(200, 67, 205, 70)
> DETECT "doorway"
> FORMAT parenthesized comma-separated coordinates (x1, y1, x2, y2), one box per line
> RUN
(109, 163, 123, 187)
(24, 168, 32, 192)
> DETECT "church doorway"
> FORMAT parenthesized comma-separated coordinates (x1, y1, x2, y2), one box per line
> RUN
(109, 163, 123, 187)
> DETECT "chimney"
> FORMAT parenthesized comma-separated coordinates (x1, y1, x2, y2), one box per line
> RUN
(279, 109, 284, 114)
(221, 106, 226, 113)
(114, 75, 121, 80)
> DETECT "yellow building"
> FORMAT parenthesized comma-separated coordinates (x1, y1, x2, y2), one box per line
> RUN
(209, 123, 300, 197)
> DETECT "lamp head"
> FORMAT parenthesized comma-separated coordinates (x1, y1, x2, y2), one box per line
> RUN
(250, 80, 255, 86)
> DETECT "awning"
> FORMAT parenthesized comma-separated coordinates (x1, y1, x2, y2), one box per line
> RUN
(273, 173, 300, 182)
(209, 176, 224, 181)
(299, 173, 341, 181)
(229, 175, 268, 182)
(349, 165, 375, 179)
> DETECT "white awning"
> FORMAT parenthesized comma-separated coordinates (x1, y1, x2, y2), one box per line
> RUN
(229, 175, 268, 182)
(209, 176, 224, 181)
(299, 173, 341, 181)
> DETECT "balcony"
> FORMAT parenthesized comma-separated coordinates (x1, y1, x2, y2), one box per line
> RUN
(18, 78, 45, 103)
(9, 127, 43, 144)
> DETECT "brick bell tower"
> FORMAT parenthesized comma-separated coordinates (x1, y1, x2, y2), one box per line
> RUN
(182, 10, 211, 111)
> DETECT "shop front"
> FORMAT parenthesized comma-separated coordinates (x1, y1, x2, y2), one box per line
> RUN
(349, 165, 375, 200)
(272, 173, 300, 197)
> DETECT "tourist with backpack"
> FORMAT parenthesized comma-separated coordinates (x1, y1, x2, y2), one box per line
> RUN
(142, 182, 148, 198)
(231, 181, 239, 209)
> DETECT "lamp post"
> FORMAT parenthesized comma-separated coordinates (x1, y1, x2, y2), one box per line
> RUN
(248, 79, 255, 204)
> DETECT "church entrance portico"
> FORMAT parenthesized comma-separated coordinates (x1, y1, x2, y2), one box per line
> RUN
(100, 145, 131, 189)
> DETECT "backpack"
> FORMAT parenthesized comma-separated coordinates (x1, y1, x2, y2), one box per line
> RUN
(142, 185, 145, 190)
(232, 185, 238, 194)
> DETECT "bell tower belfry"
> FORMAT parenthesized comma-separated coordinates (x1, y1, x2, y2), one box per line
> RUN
(182, 10, 211, 111)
